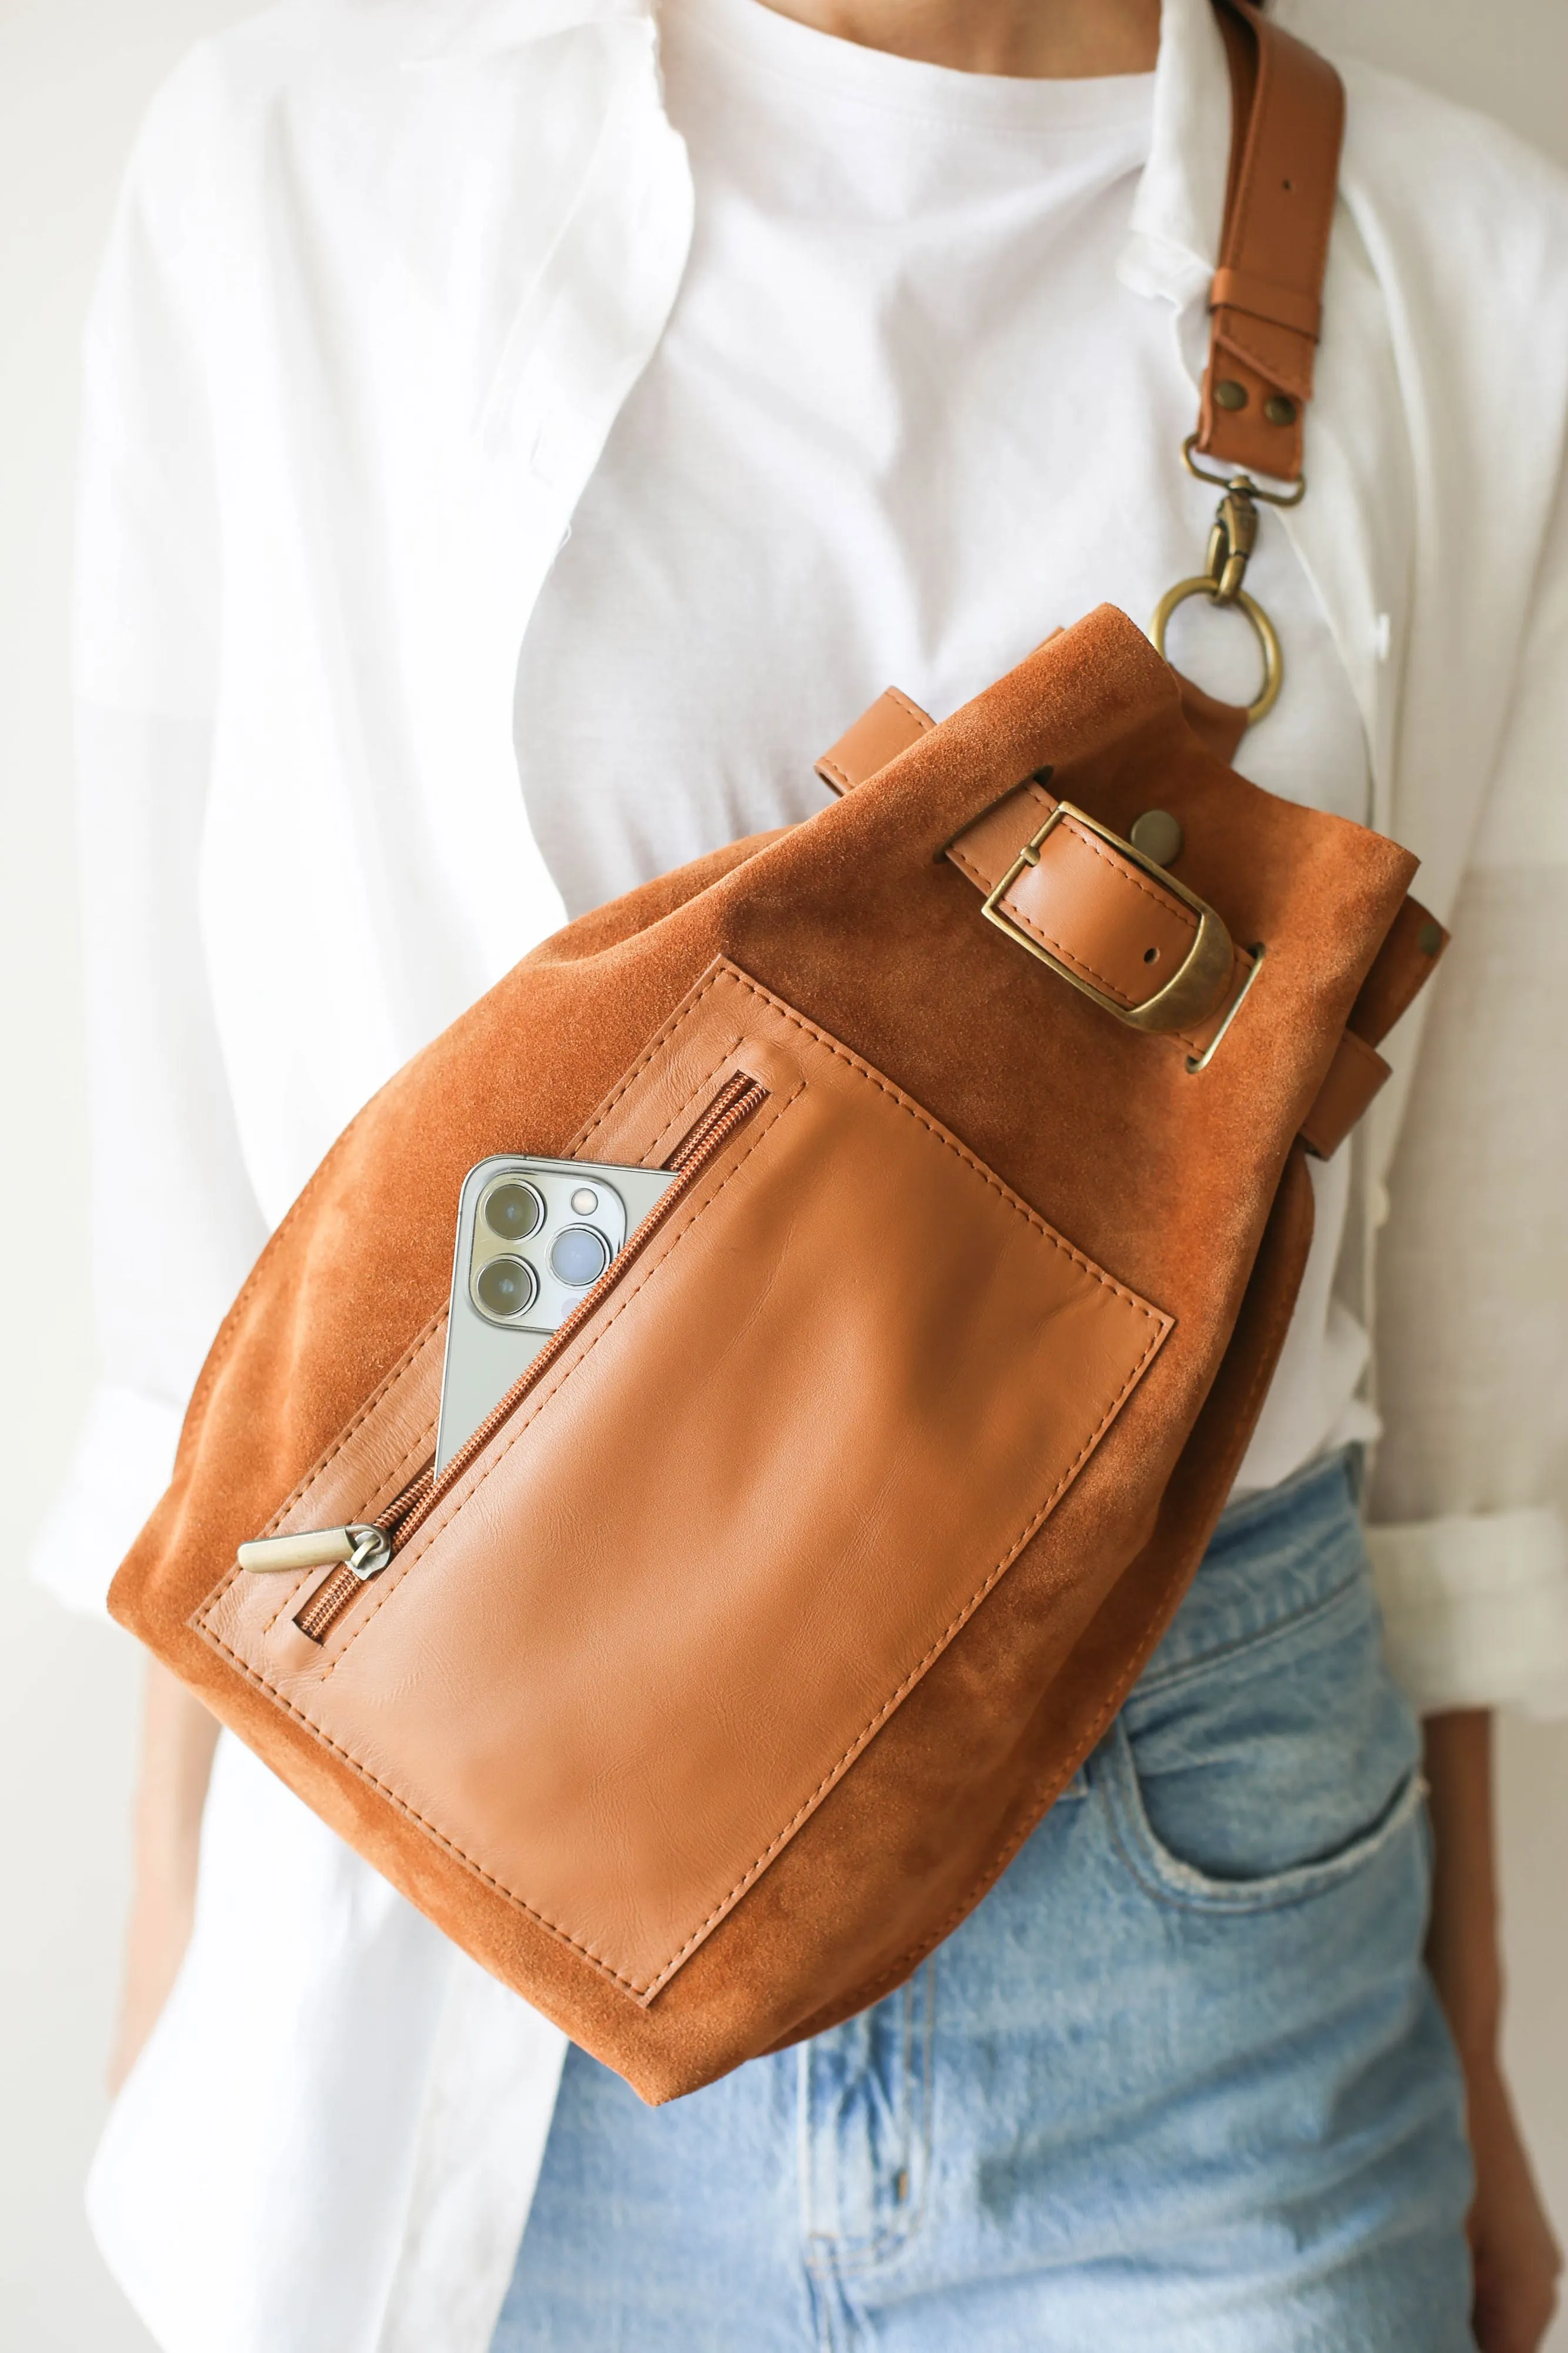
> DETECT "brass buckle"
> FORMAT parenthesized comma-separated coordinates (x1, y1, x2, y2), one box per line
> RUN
(980, 802, 1235, 1036)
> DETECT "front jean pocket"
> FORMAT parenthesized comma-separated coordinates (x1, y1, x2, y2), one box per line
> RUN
(1102, 1565, 1426, 1912)
(198, 959, 1171, 2002)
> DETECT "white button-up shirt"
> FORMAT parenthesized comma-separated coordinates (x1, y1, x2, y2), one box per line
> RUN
(31, 1, 1568, 2346)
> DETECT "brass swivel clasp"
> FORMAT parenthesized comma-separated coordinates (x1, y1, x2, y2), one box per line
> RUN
(1150, 444, 1292, 728)
(1203, 479, 1259, 604)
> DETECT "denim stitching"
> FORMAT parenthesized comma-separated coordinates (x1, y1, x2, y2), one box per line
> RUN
(1130, 1556, 1369, 1697)
(1103, 1718, 1426, 1916)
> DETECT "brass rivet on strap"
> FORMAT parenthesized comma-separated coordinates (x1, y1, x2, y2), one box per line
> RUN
(1214, 379, 1249, 411)
(1129, 810, 1184, 867)
(1418, 919, 1443, 956)
(1263, 394, 1298, 426)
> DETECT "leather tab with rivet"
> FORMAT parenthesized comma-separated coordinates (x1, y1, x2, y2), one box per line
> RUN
(1197, 0, 1345, 483)
(1297, 893, 1449, 1155)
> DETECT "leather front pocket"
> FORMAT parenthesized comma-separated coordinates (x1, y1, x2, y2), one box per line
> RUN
(198, 960, 1170, 2003)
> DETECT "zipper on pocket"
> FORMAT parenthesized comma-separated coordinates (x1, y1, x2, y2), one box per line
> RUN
(246, 1070, 770, 1647)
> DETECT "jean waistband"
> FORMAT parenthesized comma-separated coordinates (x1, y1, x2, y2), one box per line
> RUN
(1138, 1447, 1366, 1689)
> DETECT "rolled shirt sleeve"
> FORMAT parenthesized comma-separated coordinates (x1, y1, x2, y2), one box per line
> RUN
(1368, 460, 1568, 1717)
(1367, 1512, 1568, 1719)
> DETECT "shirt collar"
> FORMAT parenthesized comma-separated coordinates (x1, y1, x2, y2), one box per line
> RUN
(407, 0, 1230, 314)
(1122, 0, 1232, 308)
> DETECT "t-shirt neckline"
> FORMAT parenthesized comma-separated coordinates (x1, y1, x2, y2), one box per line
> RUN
(660, 0, 1158, 134)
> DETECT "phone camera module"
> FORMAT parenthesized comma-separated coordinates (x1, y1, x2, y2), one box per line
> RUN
(549, 1225, 611, 1289)
(474, 1254, 539, 1321)
(482, 1180, 545, 1242)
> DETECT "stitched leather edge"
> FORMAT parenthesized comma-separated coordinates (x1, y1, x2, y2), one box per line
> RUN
(196, 959, 1174, 2002)
(813, 1148, 1310, 2021)
(565, 965, 736, 1158)
(192, 1309, 451, 1636)
(883, 687, 935, 734)
(633, 1037, 750, 1170)
(312, 1086, 806, 1678)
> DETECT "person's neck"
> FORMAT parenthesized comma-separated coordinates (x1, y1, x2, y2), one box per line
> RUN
(754, 0, 1162, 77)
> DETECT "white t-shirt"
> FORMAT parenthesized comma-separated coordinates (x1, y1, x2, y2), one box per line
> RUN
(514, 0, 1377, 1490)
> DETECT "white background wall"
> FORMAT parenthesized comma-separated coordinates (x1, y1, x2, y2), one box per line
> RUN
(2, 2, 1565, 2346)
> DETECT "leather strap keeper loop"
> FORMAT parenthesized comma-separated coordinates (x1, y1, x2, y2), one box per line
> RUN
(1209, 265, 1323, 343)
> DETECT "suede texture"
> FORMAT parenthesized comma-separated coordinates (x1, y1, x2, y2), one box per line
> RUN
(109, 609, 1417, 2101)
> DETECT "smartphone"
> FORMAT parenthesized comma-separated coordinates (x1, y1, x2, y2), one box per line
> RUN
(434, 1155, 676, 1474)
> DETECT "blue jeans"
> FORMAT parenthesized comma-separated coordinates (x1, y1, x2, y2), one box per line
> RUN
(493, 1451, 1475, 2349)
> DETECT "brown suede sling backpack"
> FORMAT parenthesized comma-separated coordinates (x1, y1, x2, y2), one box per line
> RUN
(111, 0, 1447, 2102)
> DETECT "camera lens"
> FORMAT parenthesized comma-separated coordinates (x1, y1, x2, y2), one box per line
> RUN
(483, 1181, 545, 1242)
(474, 1255, 538, 1319)
(549, 1225, 611, 1289)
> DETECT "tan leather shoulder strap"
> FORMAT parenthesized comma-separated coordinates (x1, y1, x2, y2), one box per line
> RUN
(1197, 0, 1345, 483)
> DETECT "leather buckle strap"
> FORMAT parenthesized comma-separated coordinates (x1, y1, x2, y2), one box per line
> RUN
(980, 802, 1235, 1037)
(811, 681, 1449, 1149)
(945, 772, 1255, 1059)
(813, 695, 1255, 1062)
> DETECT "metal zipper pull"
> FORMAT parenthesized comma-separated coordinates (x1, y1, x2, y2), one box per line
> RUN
(237, 1523, 392, 1579)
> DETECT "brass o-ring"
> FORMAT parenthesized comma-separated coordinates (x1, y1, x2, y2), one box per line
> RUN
(1150, 576, 1284, 727)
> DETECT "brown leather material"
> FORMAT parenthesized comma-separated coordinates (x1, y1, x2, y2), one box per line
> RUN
(1293, 894, 1449, 1154)
(1173, 672, 1250, 766)
(1199, 0, 1345, 481)
(815, 688, 934, 796)
(1297, 1025, 1391, 1160)
(946, 774, 1440, 1151)
(1207, 265, 1323, 344)
(1346, 893, 1450, 1045)
(943, 775, 1252, 1052)
(763, 1133, 1319, 2060)
(200, 966, 1170, 2002)
(109, 606, 1435, 2103)
(817, 689, 1258, 1054)
(819, 674, 1248, 791)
